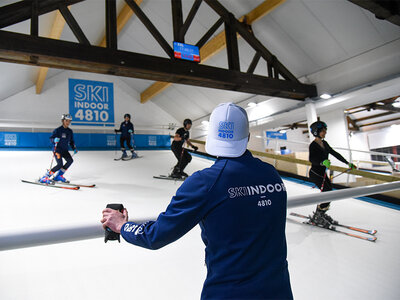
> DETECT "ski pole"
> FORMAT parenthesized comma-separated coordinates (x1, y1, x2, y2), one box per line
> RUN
(331, 168, 352, 180)
(320, 172, 327, 192)
(49, 141, 59, 171)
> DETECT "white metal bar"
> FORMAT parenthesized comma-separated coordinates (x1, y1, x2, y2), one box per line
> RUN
(0, 182, 399, 251)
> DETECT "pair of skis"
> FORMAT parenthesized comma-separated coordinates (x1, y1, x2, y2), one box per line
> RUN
(153, 174, 186, 181)
(114, 155, 141, 161)
(21, 179, 95, 190)
(289, 212, 377, 242)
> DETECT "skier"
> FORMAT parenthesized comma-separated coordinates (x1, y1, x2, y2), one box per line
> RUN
(102, 103, 293, 299)
(170, 118, 198, 178)
(115, 113, 137, 160)
(309, 121, 356, 227)
(39, 113, 77, 184)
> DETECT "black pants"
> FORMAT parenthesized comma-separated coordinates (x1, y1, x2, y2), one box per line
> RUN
(309, 169, 332, 210)
(171, 144, 192, 172)
(120, 135, 133, 151)
(51, 151, 73, 173)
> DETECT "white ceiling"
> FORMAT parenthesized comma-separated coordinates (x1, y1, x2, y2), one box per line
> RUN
(0, 0, 400, 127)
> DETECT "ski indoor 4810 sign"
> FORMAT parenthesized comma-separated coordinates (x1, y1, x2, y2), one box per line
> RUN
(69, 78, 114, 126)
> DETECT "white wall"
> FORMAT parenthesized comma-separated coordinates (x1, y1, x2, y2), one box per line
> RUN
(367, 125, 400, 149)
(0, 70, 179, 135)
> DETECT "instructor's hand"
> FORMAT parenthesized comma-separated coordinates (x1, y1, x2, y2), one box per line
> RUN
(101, 208, 129, 233)
(54, 137, 60, 143)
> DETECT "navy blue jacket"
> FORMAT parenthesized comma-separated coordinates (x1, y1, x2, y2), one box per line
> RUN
(50, 126, 75, 152)
(116, 121, 134, 137)
(121, 150, 293, 299)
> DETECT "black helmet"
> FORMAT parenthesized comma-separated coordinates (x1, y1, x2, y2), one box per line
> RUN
(61, 113, 72, 121)
(183, 119, 192, 127)
(124, 113, 131, 119)
(310, 121, 327, 137)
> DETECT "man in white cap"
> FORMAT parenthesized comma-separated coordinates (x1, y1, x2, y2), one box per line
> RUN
(102, 102, 293, 299)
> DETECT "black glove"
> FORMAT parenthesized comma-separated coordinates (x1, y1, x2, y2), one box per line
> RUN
(193, 145, 199, 151)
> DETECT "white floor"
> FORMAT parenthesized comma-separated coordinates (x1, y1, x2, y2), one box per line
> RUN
(0, 150, 399, 300)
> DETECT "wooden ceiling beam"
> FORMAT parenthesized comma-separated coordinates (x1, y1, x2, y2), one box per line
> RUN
(0, 30, 316, 100)
(140, 0, 286, 104)
(35, 10, 66, 94)
(36, 1, 142, 94)
(359, 116, 400, 127)
(354, 111, 394, 122)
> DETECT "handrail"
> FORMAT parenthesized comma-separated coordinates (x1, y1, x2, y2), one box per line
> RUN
(190, 139, 400, 182)
(256, 136, 400, 159)
(1, 181, 399, 251)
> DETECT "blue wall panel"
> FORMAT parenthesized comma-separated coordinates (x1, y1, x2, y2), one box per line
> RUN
(0, 132, 171, 150)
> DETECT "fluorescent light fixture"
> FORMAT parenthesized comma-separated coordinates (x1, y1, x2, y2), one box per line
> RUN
(393, 102, 400, 108)
(201, 120, 209, 125)
(247, 102, 257, 108)
(279, 130, 287, 133)
(320, 93, 332, 99)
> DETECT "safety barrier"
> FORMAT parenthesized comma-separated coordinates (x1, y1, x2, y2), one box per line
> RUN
(190, 139, 400, 183)
(1, 181, 399, 251)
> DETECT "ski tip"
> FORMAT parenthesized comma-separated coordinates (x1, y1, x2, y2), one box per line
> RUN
(370, 230, 377, 235)
(368, 237, 377, 242)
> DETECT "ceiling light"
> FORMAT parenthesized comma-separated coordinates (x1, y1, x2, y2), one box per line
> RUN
(279, 130, 287, 133)
(393, 102, 400, 108)
(201, 120, 209, 125)
(247, 102, 257, 108)
(320, 93, 332, 99)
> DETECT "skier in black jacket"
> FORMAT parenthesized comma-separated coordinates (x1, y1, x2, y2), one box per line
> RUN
(309, 121, 356, 227)
(115, 113, 136, 159)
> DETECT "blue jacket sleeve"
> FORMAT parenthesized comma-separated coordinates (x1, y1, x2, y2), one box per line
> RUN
(50, 128, 59, 143)
(120, 172, 210, 250)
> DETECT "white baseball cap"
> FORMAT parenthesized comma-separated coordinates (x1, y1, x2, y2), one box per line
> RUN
(205, 102, 249, 157)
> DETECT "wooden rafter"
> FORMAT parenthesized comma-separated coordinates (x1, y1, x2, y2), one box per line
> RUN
(359, 116, 400, 127)
(36, 1, 142, 94)
(140, 0, 286, 104)
(0, 30, 316, 99)
(35, 10, 66, 94)
(346, 115, 360, 131)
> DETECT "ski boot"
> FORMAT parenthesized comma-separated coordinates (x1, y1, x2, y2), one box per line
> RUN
(310, 210, 334, 229)
(180, 171, 189, 178)
(130, 151, 138, 159)
(39, 170, 54, 184)
(171, 167, 183, 179)
(121, 150, 128, 159)
(53, 169, 69, 183)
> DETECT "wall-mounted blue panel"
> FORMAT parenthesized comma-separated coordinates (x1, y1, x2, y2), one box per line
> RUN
(0, 132, 171, 150)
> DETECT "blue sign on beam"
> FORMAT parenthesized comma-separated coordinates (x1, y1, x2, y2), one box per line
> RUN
(173, 42, 200, 62)
(266, 131, 287, 140)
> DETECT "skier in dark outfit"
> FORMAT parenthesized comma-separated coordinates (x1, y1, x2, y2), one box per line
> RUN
(39, 113, 77, 184)
(171, 119, 198, 178)
(309, 121, 356, 227)
(115, 113, 137, 159)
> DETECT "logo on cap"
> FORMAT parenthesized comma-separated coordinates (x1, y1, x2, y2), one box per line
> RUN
(218, 121, 234, 139)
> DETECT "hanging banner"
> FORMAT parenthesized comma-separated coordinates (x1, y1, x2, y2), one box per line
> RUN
(266, 131, 287, 146)
(69, 78, 114, 126)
